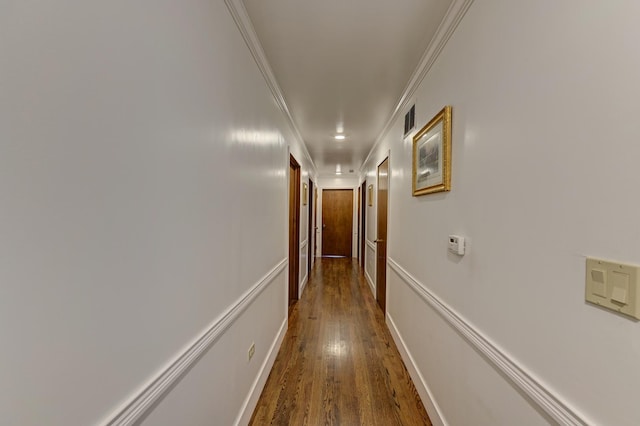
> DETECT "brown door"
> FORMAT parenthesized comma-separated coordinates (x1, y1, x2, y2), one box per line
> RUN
(289, 155, 301, 305)
(314, 187, 318, 257)
(357, 187, 361, 261)
(308, 179, 314, 275)
(376, 158, 389, 311)
(321, 189, 353, 257)
(360, 181, 366, 269)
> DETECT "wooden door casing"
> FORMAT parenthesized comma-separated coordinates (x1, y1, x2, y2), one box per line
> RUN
(376, 158, 389, 312)
(360, 181, 366, 269)
(321, 189, 353, 257)
(308, 179, 314, 275)
(289, 155, 301, 305)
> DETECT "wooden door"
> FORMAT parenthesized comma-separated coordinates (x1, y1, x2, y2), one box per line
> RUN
(321, 189, 353, 257)
(357, 187, 361, 261)
(360, 181, 366, 269)
(376, 158, 389, 312)
(289, 155, 301, 305)
(308, 179, 314, 275)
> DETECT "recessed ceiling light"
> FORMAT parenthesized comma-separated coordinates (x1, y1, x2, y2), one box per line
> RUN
(334, 134, 346, 140)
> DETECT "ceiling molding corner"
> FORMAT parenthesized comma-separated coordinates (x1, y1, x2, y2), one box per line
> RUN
(359, 0, 475, 173)
(224, 0, 317, 174)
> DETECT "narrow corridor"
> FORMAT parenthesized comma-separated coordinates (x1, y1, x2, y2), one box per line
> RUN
(249, 258, 431, 425)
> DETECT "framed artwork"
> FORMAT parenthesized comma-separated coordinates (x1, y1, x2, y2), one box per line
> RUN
(302, 183, 308, 205)
(412, 106, 452, 196)
(368, 184, 373, 206)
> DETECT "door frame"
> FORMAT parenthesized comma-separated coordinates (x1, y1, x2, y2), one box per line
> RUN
(360, 181, 366, 269)
(357, 187, 361, 261)
(376, 157, 389, 312)
(308, 179, 314, 275)
(288, 155, 301, 306)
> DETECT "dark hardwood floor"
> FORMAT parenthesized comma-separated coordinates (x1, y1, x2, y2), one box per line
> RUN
(249, 257, 431, 426)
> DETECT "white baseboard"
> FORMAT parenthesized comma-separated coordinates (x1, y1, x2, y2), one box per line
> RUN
(234, 317, 287, 425)
(102, 259, 288, 426)
(299, 273, 308, 296)
(387, 258, 588, 426)
(364, 268, 375, 296)
(387, 313, 447, 426)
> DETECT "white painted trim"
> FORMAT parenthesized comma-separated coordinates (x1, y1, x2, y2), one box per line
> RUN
(103, 259, 288, 426)
(234, 317, 287, 426)
(366, 239, 376, 251)
(364, 268, 375, 296)
(365, 241, 376, 295)
(387, 313, 447, 426)
(224, 0, 316, 173)
(300, 239, 308, 249)
(387, 258, 589, 426)
(360, 0, 474, 172)
(299, 272, 308, 296)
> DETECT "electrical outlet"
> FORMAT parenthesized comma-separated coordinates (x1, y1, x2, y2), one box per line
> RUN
(248, 342, 255, 361)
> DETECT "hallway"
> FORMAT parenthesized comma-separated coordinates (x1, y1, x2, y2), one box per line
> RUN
(249, 258, 431, 425)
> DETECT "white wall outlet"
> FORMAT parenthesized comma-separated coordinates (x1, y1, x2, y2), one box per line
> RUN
(248, 342, 255, 361)
(448, 235, 465, 255)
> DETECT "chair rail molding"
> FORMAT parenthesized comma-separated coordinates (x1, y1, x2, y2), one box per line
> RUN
(387, 257, 589, 426)
(103, 258, 288, 426)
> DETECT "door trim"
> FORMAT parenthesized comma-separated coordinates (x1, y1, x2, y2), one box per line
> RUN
(288, 155, 301, 306)
(376, 157, 389, 312)
(308, 179, 314, 275)
(360, 181, 366, 269)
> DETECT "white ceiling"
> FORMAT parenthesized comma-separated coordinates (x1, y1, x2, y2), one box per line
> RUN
(242, 0, 454, 177)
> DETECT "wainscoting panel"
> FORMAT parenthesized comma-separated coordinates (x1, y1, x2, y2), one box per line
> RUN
(365, 240, 376, 295)
(387, 257, 587, 426)
(104, 259, 287, 425)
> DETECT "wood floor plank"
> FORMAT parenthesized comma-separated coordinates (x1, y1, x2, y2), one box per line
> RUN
(249, 258, 431, 426)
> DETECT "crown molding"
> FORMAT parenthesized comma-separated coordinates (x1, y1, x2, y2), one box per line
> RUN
(225, 0, 317, 174)
(360, 0, 475, 173)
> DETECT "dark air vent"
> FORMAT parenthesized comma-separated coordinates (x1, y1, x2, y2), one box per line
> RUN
(404, 104, 416, 137)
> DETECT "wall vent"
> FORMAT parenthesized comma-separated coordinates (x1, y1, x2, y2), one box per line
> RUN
(404, 104, 416, 137)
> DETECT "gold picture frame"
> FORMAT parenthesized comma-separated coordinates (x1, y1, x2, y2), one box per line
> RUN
(368, 184, 373, 206)
(302, 182, 308, 205)
(412, 106, 452, 196)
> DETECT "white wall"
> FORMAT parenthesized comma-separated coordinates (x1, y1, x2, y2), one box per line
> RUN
(0, 1, 313, 425)
(362, 1, 640, 425)
(316, 176, 360, 258)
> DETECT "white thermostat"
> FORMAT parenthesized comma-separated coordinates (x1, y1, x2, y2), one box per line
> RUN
(448, 235, 465, 256)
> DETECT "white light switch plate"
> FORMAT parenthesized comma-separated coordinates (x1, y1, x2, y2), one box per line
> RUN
(586, 257, 640, 320)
